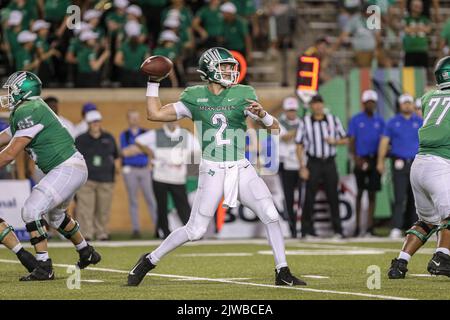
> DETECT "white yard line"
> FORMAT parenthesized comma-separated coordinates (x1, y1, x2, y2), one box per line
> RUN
(176, 253, 253, 257)
(171, 277, 252, 282)
(258, 249, 386, 256)
(0, 258, 415, 300)
(0, 237, 418, 250)
(302, 275, 330, 279)
(291, 242, 437, 255)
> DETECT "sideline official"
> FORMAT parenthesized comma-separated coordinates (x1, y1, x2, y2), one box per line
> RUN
(377, 94, 422, 239)
(348, 90, 385, 237)
(296, 94, 348, 239)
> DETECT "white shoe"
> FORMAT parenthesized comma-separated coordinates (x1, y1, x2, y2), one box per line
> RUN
(389, 228, 403, 239)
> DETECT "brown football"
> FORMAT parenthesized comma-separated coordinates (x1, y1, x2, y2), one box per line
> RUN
(140, 55, 173, 78)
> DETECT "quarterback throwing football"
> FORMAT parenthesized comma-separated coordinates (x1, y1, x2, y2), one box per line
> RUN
(127, 47, 305, 286)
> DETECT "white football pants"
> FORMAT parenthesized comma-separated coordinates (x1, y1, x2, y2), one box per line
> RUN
(410, 154, 450, 225)
(21, 152, 88, 229)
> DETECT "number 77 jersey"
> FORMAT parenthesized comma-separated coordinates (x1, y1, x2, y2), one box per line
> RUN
(176, 84, 258, 162)
(419, 89, 450, 159)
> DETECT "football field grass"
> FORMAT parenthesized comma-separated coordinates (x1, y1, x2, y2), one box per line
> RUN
(0, 238, 449, 300)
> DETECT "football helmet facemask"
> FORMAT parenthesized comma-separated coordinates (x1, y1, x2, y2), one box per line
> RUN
(0, 71, 42, 110)
(197, 47, 240, 88)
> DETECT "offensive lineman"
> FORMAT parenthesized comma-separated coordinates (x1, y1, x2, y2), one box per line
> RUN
(0, 71, 101, 281)
(127, 47, 306, 286)
(388, 56, 450, 279)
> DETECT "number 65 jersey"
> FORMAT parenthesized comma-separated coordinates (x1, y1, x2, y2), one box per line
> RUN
(419, 89, 450, 159)
(9, 98, 77, 173)
(174, 84, 258, 162)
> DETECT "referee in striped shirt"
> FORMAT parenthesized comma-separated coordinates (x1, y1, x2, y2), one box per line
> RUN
(295, 94, 348, 239)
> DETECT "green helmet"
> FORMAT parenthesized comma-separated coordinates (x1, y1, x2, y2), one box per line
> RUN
(0, 71, 42, 110)
(434, 56, 450, 90)
(197, 47, 240, 87)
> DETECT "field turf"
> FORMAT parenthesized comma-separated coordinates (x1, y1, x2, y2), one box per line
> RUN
(0, 238, 449, 300)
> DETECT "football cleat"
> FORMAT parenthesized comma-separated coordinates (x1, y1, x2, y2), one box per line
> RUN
(16, 248, 38, 273)
(20, 259, 54, 281)
(127, 253, 155, 287)
(77, 245, 101, 269)
(388, 258, 408, 279)
(275, 267, 307, 286)
(427, 252, 450, 277)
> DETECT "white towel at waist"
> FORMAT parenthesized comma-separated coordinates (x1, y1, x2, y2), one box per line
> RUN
(200, 158, 250, 209)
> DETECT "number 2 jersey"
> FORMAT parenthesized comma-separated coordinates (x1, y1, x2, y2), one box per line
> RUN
(174, 84, 258, 162)
(419, 88, 450, 159)
(9, 98, 77, 173)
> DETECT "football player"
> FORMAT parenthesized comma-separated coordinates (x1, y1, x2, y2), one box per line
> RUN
(127, 47, 306, 287)
(0, 218, 37, 272)
(388, 56, 450, 279)
(0, 71, 101, 281)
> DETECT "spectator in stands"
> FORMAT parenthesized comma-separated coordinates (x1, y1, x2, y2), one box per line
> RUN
(2, 11, 23, 69)
(161, 0, 194, 36)
(278, 97, 301, 238)
(76, 110, 120, 241)
(6, 0, 39, 30)
(115, 21, 150, 87)
(15, 31, 40, 73)
(296, 94, 348, 239)
(162, 5, 195, 53)
(43, 96, 76, 138)
(192, 0, 224, 49)
(334, 3, 383, 68)
(303, 37, 332, 84)
(124, 5, 148, 44)
(66, 22, 91, 86)
(153, 30, 180, 87)
(402, 0, 431, 68)
(74, 102, 98, 138)
(220, 2, 252, 63)
(33, 20, 60, 86)
(400, 0, 440, 22)
(84, 9, 105, 39)
(134, 122, 198, 239)
(440, 17, 450, 57)
(228, 0, 259, 38)
(337, 0, 361, 31)
(119, 110, 158, 239)
(106, 0, 129, 37)
(136, 0, 168, 45)
(377, 94, 421, 239)
(75, 30, 110, 88)
(348, 90, 385, 237)
(43, 0, 72, 84)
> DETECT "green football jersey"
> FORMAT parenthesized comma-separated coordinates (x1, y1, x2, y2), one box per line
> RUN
(418, 89, 450, 159)
(9, 98, 77, 173)
(180, 84, 257, 162)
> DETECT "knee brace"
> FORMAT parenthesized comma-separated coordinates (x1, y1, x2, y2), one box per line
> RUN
(57, 214, 80, 239)
(26, 219, 48, 245)
(405, 220, 437, 243)
(0, 222, 14, 243)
